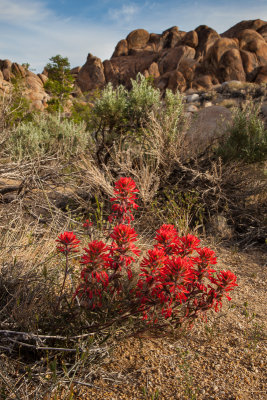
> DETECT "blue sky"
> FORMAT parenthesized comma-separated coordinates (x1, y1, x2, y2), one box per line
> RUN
(0, 0, 267, 72)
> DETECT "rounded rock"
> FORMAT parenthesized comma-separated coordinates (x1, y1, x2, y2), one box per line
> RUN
(126, 29, 150, 50)
(186, 93, 200, 102)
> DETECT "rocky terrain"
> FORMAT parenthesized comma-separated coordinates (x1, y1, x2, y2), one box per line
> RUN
(0, 19, 267, 111)
(0, 59, 49, 110)
(183, 81, 267, 141)
(75, 19, 267, 93)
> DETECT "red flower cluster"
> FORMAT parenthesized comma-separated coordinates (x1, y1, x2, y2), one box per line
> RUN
(56, 231, 80, 255)
(179, 234, 200, 256)
(109, 224, 140, 279)
(80, 240, 110, 268)
(75, 241, 110, 308)
(136, 226, 238, 323)
(154, 224, 179, 255)
(83, 219, 93, 229)
(212, 270, 238, 292)
(56, 177, 238, 328)
(109, 177, 139, 224)
(208, 270, 238, 310)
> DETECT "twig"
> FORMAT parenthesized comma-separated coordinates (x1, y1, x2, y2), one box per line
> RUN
(0, 370, 21, 400)
(0, 329, 95, 340)
(8, 338, 80, 352)
(63, 379, 101, 389)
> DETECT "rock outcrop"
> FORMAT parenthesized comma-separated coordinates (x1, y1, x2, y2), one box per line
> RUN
(76, 53, 106, 92)
(76, 19, 267, 93)
(0, 19, 266, 108)
(0, 59, 49, 110)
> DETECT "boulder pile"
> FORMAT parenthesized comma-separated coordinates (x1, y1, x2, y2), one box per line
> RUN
(0, 60, 49, 110)
(0, 19, 266, 110)
(75, 19, 267, 93)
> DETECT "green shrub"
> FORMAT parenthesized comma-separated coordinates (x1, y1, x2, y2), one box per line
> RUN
(91, 73, 161, 129)
(92, 83, 128, 131)
(9, 113, 90, 159)
(89, 74, 186, 166)
(216, 103, 267, 163)
(144, 88, 186, 145)
(70, 101, 94, 128)
(127, 73, 161, 125)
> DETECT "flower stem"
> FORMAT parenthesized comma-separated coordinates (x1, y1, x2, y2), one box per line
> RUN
(57, 251, 69, 310)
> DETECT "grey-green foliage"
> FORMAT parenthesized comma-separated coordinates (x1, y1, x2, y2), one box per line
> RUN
(90, 73, 185, 165)
(140, 88, 186, 169)
(127, 73, 161, 124)
(92, 73, 161, 130)
(9, 113, 90, 159)
(92, 83, 128, 130)
(164, 89, 184, 118)
(217, 102, 267, 163)
(160, 88, 186, 140)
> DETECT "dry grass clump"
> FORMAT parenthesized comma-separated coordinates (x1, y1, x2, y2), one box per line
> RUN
(0, 214, 65, 331)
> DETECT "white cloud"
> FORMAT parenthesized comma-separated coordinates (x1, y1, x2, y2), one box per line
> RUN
(0, 0, 51, 23)
(0, 0, 121, 72)
(108, 4, 140, 22)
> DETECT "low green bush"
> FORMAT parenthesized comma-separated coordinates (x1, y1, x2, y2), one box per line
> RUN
(91, 73, 161, 132)
(9, 113, 90, 159)
(216, 103, 267, 163)
(89, 74, 186, 166)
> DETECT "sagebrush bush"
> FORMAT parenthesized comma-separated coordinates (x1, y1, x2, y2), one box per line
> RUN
(92, 73, 161, 131)
(90, 74, 186, 168)
(216, 103, 267, 163)
(127, 73, 161, 124)
(140, 89, 187, 167)
(8, 112, 90, 159)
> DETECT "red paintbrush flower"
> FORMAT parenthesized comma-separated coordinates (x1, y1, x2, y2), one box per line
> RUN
(154, 224, 180, 255)
(109, 224, 140, 278)
(109, 224, 140, 256)
(109, 177, 139, 223)
(83, 219, 93, 229)
(160, 257, 193, 303)
(56, 231, 80, 255)
(210, 270, 238, 292)
(113, 177, 139, 198)
(162, 257, 193, 284)
(194, 247, 217, 266)
(192, 247, 217, 279)
(139, 248, 167, 285)
(80, 240, 111, 268)
(178, 234, 200, 255)
(141, 248, 167, 271)
(208, 270, 238, 310)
